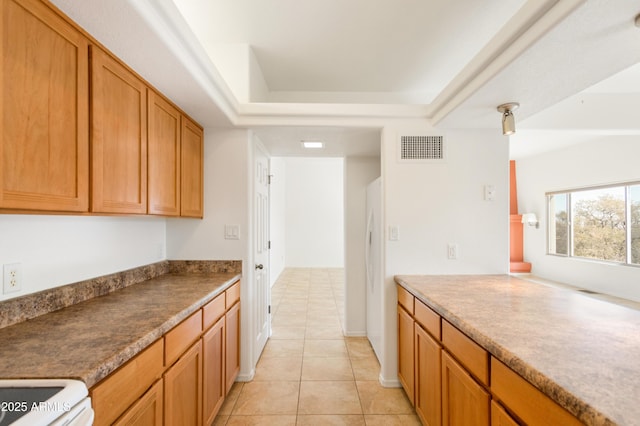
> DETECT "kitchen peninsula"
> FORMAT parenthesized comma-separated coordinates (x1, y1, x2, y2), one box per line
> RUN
(395, 274, 640, 426)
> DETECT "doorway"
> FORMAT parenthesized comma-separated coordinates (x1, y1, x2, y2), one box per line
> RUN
(252, 127, 381, 361)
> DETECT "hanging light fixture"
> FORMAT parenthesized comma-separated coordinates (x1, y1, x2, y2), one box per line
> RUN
(497, 102, 520, 135)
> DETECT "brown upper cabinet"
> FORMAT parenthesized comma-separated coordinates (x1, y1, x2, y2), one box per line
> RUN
(1, 0, 203, 217)
(0, 0, 89, 212)
(148, 91, 204, 218)
(148, 90, 181, 216)
(180, 116, 204, 218)
(90, 46, 148, 214)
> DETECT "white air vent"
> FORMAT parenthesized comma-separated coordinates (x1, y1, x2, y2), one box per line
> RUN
(398, 135, 445, 162)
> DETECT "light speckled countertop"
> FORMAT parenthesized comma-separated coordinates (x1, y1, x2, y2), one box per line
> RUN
(0, 272, 240, 388)
(395, 274, 640, 426)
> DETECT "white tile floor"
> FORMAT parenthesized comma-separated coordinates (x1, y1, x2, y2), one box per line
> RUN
(213, 268, 421, 425)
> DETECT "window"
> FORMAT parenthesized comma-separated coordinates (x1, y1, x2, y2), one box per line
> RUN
(547, 183, 640, 266)
(631, 185, 640, 264)
(548, 193, 568, 255)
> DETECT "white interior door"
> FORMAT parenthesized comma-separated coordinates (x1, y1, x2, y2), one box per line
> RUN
(254, 143, 271, 359)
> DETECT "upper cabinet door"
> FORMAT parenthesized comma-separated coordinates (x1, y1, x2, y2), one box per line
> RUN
(0, 0, 89, 212)
(180, 117, 203, 218)
(148, 91, 180, 216)
(91, 46, 147, 214)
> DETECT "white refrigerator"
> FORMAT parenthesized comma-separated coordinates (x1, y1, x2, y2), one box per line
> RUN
(365, 177, 383, 361)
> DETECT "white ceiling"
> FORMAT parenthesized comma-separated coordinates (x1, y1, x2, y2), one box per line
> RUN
(511, 61, 640, 159)
(49, 0, 640, 159)
(173, 0, 526, 105)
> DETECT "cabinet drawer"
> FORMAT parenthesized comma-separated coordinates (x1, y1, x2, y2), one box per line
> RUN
(91, 339, 164, 426)
(203, 293, 225, 330)
(226, 281, 240, 308)
(414, 299, 440, 340)
(165, 310, 203, 367)
(441, 320, 488, 386)
(397, 285, 414, 315)
(491, 358, 582, 426)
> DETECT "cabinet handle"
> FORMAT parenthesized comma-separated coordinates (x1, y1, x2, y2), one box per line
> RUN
(255, 264, 264, 270)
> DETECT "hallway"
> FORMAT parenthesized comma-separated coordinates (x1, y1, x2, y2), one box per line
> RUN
(214, 268, 420, 425)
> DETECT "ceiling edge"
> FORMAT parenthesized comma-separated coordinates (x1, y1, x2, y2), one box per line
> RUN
(138, 0, 586, 130)
(430, 0, 586, 125)
(130, 0, 240, 124)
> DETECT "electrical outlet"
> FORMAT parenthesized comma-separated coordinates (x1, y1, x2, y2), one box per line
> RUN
(447, 244, 458, 260)
(3, 263, 22, 294)
(156, 243, 165, 260)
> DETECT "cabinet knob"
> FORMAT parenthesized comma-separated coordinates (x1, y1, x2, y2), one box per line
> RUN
(255, 264, 264, 270)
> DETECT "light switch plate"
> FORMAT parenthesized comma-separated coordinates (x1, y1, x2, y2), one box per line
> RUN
(225, 225, 240, 240)
(389, 225, 399, 241)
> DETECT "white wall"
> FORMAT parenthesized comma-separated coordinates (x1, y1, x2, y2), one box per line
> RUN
(0, 215, 166, 302)
(344, 156, 381, 336)
(380, 126, 509, 385)
(517, 135, 640, 302)
(268, 157, 287, 285)
(284, 157, 345, 268)
(166, 128, 249, 262)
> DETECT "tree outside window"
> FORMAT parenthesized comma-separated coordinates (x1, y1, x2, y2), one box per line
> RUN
(571, 188, 625, 262)
(547, 183, 640, 266)
(548, 194, 568, 255)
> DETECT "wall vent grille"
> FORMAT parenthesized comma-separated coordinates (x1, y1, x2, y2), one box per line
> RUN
(399, 135, 445, 162)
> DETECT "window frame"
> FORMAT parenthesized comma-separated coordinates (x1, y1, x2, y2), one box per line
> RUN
(546, 181, 640, 267)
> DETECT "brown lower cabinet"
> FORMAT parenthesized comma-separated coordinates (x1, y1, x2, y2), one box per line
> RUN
(490, 400, 519, 426)
(114, 379, 163, 426)
(225, 301, 241, 394)
(202, 316, 226, 426)
(397, 284, 583, 426)
(441, 351, 490, 425)
(164, 340, 203, 426)
(398, 304, 415, 404)
(414, 323, 441, 426)
(91, 280, 240, 426)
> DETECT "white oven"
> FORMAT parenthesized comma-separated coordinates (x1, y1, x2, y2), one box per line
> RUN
(0, 379, 93, 426)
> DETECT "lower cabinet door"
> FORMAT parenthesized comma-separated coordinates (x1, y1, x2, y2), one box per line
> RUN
(441, 351, 490, 426)
(114, 379, 163, 426)
(397, 305, 415, 404)
(164, 340, 203, 426)
(415, 324, 441, 426)
(491, 400, 520, 426)
(203, 316, 226, 425)
(225, 302, 241, 393)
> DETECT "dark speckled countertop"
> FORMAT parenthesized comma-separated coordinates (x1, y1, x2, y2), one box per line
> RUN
(395, 274, 640, 426)
(0, 272, 240, 388)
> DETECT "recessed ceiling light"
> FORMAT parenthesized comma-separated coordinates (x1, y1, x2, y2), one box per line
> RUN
(302, 141, 324, 149)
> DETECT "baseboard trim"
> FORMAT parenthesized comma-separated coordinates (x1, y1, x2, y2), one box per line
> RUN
(343, 330, 367, 337)
(237, 370, 255, 382)
(379, 373, 401, 388)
